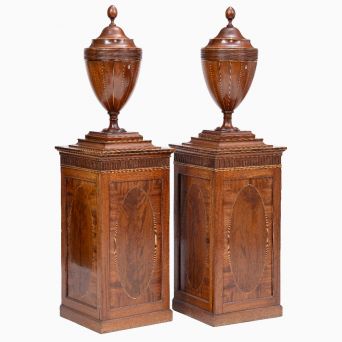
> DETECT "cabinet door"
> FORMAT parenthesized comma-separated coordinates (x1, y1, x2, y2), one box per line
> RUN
(105, 169, 169, 319)
(222, 169, 280, 312)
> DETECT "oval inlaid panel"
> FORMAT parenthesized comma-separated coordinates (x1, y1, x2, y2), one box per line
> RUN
(183, 184, 207, 289)
(230, 185, 267, 292)
(116, 187, 155, 298)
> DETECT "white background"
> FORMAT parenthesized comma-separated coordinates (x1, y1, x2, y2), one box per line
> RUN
(1, 0, 341, 340)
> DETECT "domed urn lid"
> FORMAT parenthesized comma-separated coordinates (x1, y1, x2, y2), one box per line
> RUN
(201, 7, 258, 61)
(85, 5, 141, 61)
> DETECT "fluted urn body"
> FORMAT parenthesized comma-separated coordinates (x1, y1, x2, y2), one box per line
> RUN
(201, 7, 258, 131)
(84, 5, 142, 133)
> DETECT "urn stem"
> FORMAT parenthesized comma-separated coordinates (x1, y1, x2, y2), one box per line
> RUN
(216, 110, 239, 132)
(102, 111, 126, 134)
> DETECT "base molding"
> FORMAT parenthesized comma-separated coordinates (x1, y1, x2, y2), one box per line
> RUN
(172, 299, 282, 326)
(60, 305, 173, 333)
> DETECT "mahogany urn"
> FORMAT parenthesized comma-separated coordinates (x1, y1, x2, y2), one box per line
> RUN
(84, 5, 142, 133)
(201, 7, 258, 131)
(56, 5, 173, 333)
(171, 6, 286, 327)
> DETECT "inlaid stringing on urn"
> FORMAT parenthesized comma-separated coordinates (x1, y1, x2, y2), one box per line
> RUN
(201, 6, 258, 132)
(84, 5, 142, 134)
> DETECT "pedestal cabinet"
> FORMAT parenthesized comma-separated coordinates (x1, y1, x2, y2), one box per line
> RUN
(56, 133, 173, 332)
(170, 6, 287, 326)
(171, 131, 286, 326)
(56, 5, 173, 332)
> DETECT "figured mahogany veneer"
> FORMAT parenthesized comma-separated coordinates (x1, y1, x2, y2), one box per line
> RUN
(170, 130, 286, 326)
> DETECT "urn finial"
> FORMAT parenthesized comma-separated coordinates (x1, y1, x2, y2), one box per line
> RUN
(225, 6, 235, 26)
(84, 5, 142, 135)
(201, 6, 258, 132)
(107, 5, 117, 25)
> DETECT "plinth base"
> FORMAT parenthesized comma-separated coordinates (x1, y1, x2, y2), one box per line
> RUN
(60, 305, 173, 333)
(172, 300, 282, 327)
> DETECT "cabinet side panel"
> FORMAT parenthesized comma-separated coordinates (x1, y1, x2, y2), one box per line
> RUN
(175, 170, 212, 310)
(272, 168, 282, 305)
(64, 176, 98, 309)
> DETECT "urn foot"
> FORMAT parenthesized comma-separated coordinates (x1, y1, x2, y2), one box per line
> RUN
(215, 111, 239, 132)
(102, 111, 127, 134)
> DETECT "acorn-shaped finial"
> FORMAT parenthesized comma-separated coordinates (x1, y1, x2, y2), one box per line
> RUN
(107, 5, 118, 25)
(225, 7, 236, 26)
